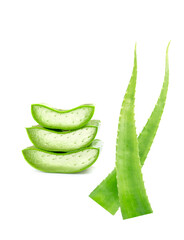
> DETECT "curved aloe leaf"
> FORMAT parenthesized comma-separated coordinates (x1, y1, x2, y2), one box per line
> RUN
(31, 104, 95, 130)
(116, 45, 152, 219)
(26, 120, 100, 152)
(22, 140, 102, 173)
(138, 43, 170, 165)
(89, 43, 169, 216)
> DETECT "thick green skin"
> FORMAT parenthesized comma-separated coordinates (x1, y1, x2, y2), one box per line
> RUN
(89, 44, 169, 216)
(115, 46, 152, 219)
(31, 104, 95, 130)
(22, 139, 102, 173)
(26, 120, 100, 152)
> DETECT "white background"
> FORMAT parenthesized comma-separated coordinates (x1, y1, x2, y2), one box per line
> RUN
(0, 1, 184, 239)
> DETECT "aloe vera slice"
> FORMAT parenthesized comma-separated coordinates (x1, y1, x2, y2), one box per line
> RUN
(22, 140, 102, 173)
(26, 120, 100, 152)
(89, 43, 170, 216)
(31, 104, 95, 130)
(115, 45, 152, 219)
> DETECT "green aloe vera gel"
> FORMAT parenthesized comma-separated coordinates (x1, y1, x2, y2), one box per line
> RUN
(26, 120, 100, 152)
(31, 104, 95, 130)
(22, 140, 102, 173)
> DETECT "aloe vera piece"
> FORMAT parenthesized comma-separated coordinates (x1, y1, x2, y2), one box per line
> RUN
(22, 140, 102, 173)
(31, 104, 95, 130)
(138, 43, 170, 165)
(115, 45, 152, 219)
(89, 43, 169, 216)
(26, 120, 100, 152)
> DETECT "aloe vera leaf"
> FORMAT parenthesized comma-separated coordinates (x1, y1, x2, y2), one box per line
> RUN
(89, 43, 169, 216)
(31, 104, 95, 130)
(26, 120, 100, 152)
(116, 45, 152, 219)
(22, 139, 102, 173)
(138, 43, 170, 165)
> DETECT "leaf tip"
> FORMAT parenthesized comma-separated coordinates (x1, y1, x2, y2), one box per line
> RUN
(167, 41, 171, 53)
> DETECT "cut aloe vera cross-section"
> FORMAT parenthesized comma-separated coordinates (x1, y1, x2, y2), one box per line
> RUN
(26, 120, 100, 152)
(22, 140, 102, 173)
(31, 104, 95, 130)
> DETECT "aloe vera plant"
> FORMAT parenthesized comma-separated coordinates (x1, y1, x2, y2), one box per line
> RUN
(31, 104, 95, 130)
(26, 120, 100, 152)
(89, 43, 170, 218)
(22, 139, 102, 173)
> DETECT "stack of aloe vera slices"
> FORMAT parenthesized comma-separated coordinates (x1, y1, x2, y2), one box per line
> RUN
(89, 43, 170, 219)
(22, 104, 102, 173)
